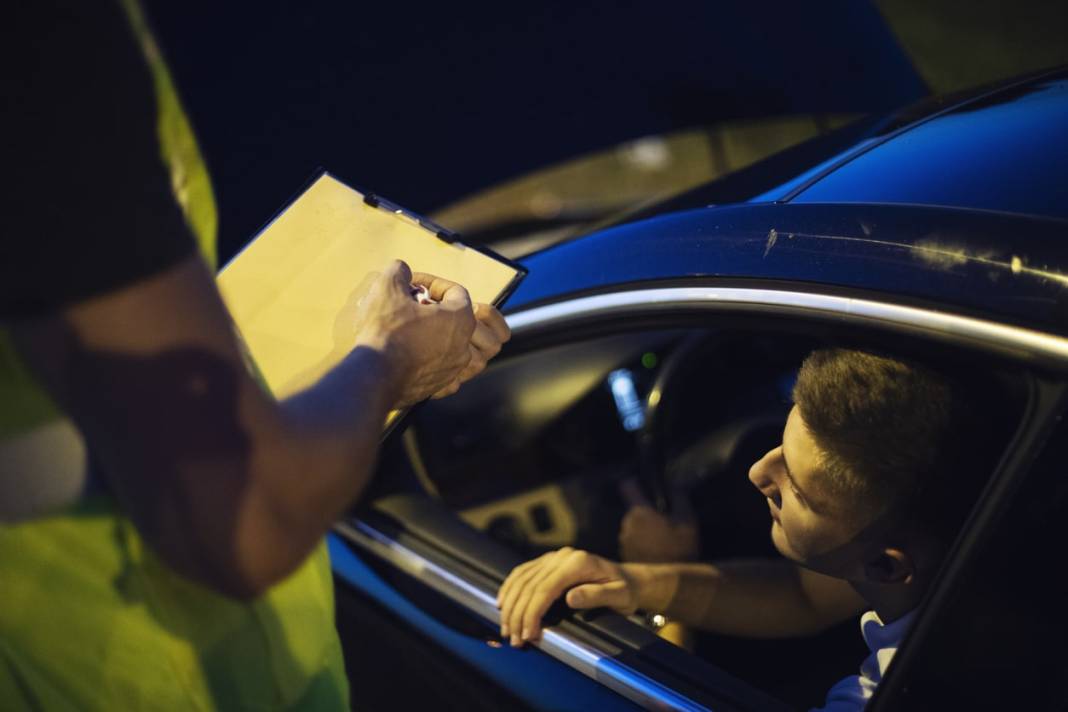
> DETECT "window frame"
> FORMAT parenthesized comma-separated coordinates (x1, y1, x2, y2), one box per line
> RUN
(338, 283, 1068, 710)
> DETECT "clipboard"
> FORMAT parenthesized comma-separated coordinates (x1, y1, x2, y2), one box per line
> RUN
(217, 170, 527, 439)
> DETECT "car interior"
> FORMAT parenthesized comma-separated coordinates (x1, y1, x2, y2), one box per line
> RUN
(342, 312, 1030, 710)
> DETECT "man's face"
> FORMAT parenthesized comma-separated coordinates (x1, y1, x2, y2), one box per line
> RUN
(748, 406, 875, 578)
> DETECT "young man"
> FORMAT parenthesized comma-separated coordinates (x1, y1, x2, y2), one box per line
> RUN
(498, 348, 999, 710)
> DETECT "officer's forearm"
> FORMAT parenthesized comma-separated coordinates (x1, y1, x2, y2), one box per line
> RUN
(202, 344, 398, 597)
(8, 257, 403, 600)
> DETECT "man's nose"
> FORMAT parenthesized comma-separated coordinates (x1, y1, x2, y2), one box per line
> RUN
(748, 447, 779, 494)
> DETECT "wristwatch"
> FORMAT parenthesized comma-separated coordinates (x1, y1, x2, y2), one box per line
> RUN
(643, 612, 668, 632)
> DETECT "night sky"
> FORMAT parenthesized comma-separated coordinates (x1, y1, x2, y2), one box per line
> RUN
(144, 1, 927, 262)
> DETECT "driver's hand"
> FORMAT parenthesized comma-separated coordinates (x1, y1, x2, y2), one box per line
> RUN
(354, 261, 476, 407)
(497, 547, 637, 647)
(618, 478, 699, 563)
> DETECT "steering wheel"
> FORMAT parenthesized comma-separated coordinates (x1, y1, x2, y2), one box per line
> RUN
(635, 333, 707, 512)
(635, 333, 790, 514)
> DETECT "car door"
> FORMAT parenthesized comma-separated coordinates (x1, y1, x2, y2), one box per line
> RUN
(329, 268, 1067, 710)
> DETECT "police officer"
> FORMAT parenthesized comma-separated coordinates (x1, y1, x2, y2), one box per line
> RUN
(0, 2, 509, 708)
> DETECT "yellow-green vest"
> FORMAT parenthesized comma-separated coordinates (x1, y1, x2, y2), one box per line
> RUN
(0, 3, 348, 708)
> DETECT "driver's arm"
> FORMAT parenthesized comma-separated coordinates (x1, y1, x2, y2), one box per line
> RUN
(635, 557, 866, 638)
(10, 256, 509, 599)
(498, 548, 864, 644)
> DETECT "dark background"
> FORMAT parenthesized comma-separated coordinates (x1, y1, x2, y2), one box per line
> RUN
(143, 0, 1067, 263)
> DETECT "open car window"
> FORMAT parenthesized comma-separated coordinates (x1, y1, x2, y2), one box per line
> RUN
(375, 300, 1033, 710)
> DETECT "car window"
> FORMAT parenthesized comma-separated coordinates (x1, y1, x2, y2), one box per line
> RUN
(399, 317, 1028, 710)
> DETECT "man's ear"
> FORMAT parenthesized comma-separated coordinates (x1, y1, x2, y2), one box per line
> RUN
(863, 548, 914, 585)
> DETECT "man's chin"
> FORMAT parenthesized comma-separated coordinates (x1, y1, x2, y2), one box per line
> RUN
(769, 519, 789, 556)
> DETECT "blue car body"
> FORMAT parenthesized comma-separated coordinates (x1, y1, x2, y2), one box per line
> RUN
(331, 68, 1068, 711)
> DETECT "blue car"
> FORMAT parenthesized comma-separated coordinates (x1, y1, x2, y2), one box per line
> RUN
(329, 68, 1068, 711)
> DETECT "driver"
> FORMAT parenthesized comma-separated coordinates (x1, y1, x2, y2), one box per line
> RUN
(497, 348, 1002, 710)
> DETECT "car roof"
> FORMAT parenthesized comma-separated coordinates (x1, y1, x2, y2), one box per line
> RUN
(511, 71, 1068, 337)
(630, 67, 1068, 220)
(782, 70, 1068, 220)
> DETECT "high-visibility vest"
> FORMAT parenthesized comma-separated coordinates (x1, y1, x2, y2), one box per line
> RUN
(0, 2, 348, 708)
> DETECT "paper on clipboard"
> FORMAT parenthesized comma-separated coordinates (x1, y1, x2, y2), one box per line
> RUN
(216, 172, 525, 430)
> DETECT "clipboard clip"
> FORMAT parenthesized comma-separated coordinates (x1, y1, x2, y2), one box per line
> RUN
(363, 192, 461, 244)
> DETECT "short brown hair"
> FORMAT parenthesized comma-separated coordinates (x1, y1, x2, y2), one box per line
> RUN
(792, 348, 997, 539)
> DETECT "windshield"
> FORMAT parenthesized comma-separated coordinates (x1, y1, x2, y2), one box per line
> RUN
(791, 76, 1068, 221)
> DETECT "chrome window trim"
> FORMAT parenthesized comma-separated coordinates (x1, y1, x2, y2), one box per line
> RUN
(334, 519, 711, 712)
(505, 287, 1068, 368)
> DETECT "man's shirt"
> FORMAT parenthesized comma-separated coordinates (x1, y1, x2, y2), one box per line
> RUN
(813, 610, 916, 711)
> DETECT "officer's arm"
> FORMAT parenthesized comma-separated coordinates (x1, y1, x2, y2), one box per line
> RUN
(10, 255, 507, 599)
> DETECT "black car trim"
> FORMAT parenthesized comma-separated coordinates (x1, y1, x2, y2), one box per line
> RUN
(333, 518, 714, 712)
(869, 378, 1068, 710)
(504, 287, 1068, 370)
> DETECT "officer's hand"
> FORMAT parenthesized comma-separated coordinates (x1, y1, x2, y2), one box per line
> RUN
(497, 547, 638, 646)
(354, 261, 475, 407)
(411, 272, 511, 399)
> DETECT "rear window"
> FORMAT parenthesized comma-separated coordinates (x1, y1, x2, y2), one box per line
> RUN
(791, 77, 1068, 221)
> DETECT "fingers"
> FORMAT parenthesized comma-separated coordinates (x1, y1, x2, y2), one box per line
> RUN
(497, 558, 537, 610)
(566, 580, 632, 611)
(498, 555, 550, 642)
(384, 259, 414, 290)
(430, 344, 481, 398)
(455, 343, 488, 385)
(360, 261, 415, 313)
(497, 548, 623, 647)
(470, 320, 502, 361)
(462, 305, 508, 379)
(408, 274, 509, 345)
(429, 377, 462, 399)
(474, 302, 511, 344)
(411, 271, 471, 308)
(384, 272, 507, 401)
(619, 506, 658, 563)
(620, 504, 655, 540)
(619, 504, 700, 563)
(619, 477, 652, 508)
(509, 557, 566, 644)
(519, 555, 594, 642)
(465, 339, 489, 371)
(427, 305, 509, 397)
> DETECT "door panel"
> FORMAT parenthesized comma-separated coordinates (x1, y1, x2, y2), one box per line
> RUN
(333, 496, 792, 711)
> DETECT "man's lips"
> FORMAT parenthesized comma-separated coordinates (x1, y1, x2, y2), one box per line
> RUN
(767, 498, 781, 523)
